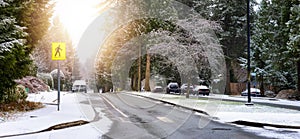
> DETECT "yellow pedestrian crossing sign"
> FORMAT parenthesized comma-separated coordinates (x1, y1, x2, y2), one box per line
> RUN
(52, 42, 66, 60)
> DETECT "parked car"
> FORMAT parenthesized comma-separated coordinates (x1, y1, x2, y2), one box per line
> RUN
(241, 88, 261, 97)
(265, 90, 276, 97)
(193, 85, 210, 96)
(166, 82, 181, 94)
(72, 80, 87, 93)
(152, 86, 163, 93)
(180, 84, 194, 94)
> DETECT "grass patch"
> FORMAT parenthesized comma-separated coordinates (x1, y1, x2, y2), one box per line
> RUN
(163, 97, 182, 99)
(0, 101, 44, 112)
(190, 97, 209, 101)
(220, 101, 244, 105)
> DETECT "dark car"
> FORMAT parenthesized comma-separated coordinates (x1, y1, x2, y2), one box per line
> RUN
(166, 82, 181, 94)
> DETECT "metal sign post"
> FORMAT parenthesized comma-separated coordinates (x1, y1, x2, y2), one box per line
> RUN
(52, 42, 66, 111)
(57, 61, 61, 111)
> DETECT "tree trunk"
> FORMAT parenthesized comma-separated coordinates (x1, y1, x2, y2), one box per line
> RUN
(137, 45, 141, 92)
(131, 73, 137, 91)
(131, 75, 134, 90)
(259, 74, 264, 96)
(297, 60, 300, 93)
(186, 77, 191, 98)
(225, 61, 231, 95)
(144, 53, 151, 91)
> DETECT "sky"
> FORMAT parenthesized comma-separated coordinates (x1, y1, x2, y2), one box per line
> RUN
(54, 0, 106, 46)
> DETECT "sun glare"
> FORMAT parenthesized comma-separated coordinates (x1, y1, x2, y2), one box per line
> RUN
(55, 0, 104, 45)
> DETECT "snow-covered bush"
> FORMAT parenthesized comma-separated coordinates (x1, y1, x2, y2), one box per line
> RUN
(15, 85, 28, 102)
(37, 73, 53, 89)
(14, 76, 49, 93)
(50, 69, 65, 90)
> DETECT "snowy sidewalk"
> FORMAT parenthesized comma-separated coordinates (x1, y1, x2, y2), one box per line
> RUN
(0, 92, 103, 139)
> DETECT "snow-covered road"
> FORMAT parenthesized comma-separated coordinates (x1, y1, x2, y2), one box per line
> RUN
(2, 91, 300, 139)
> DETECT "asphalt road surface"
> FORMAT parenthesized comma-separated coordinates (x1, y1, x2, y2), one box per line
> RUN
(77, 92, 270, 139)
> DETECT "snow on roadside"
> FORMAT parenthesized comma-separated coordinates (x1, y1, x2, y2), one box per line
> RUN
(215, 112, 300, 126)
(213, 96, 300, 126)
(213, 99, 300, 139)
(210, 94, 300, 108)
(243, 126, 300, 139)
(26, 91, 62, 104)
(0, 91, 104, 138)
(3, 124, 102, 139)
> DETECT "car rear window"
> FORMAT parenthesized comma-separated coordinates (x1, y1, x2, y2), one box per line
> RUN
(170, 84, 178, 88)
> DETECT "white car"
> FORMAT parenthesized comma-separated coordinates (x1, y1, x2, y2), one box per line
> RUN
(72, 80, 87, 93)
(152, 86, 163, 93)
(180, 84, 194, 94)
(241, 88, 261, 96)
(193, 85, 210, 96)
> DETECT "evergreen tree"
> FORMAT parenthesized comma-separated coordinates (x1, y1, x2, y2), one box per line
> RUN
(286, 0, 300, 92)
(252, 0, 299, 91)
(17, 0, 54, 52)
(0, 0, 53, 102)
(0, 1, 32, 101)
(209, 0, 256, 94)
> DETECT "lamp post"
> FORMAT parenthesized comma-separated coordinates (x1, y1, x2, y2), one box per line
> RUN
(246, 0, 253, 105)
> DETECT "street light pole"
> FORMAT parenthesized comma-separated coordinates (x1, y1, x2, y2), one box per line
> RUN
(246, 0, 253, 105)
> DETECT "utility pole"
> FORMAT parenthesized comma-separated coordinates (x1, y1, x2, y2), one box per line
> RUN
(246, 0, 253, 105)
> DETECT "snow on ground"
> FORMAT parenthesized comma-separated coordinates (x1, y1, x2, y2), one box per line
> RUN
(216, 104, 300, 124)
(214, 102, 300, 139)
(0, 91, 110, 139)
(211, 94, 300, 107)
(243, 126, 300, 139)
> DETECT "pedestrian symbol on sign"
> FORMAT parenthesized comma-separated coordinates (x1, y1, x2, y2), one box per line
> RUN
(55, 45, 62, 57)
(52, 42, 66, 60)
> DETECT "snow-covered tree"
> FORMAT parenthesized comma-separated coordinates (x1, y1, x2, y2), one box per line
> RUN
(96, 0, 225, 97)
(251, 0, 299, 92)
(286, 0, 300, 92)
(0, 1, 32, 101)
